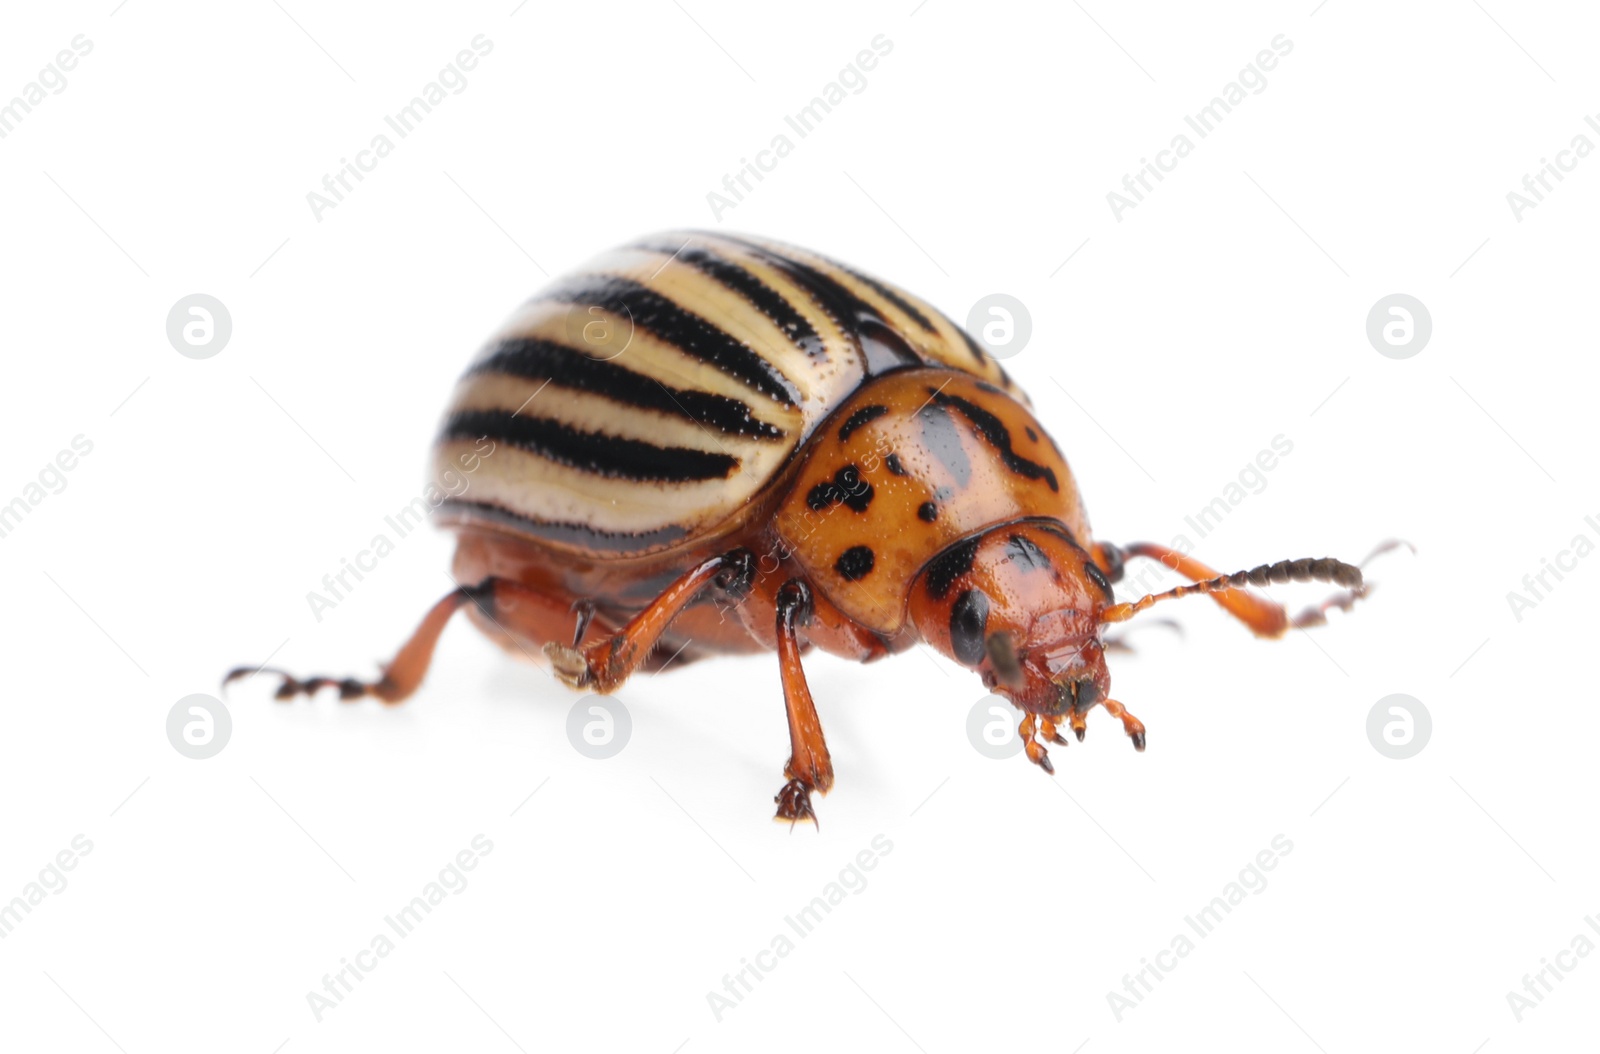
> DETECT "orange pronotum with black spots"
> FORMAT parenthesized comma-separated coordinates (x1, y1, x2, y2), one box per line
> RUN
(227, 231, 1384, 826)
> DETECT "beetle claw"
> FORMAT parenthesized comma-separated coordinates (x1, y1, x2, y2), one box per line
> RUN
(774, 779, 819, 829)
(1020, 714, 1056, 774)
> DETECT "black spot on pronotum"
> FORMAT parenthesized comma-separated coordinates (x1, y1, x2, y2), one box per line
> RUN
(949, 589, 990, 666)
(928, 389, 1058, 492)
(884, 453, 909, 477)
(1004, 533, 1051, 572)
(1084, 560, 1114, 599)
(805, 464, 874, 513)
(834, 545, 876, 581)
(835, 465, 872, 512)
(923, 535, 982, 599)
(838, 404, 889, 442)
(917, 502, 938, 523)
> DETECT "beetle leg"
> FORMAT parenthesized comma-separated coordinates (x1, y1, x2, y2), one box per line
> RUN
(224, 578, 546, 703)
(543, 549, 755, 694)
(1039, 715, 1070, 747)
(773, 579, 833, 829)
(1101, 698, 1147, 751)
(1020, 713, 1055, 774)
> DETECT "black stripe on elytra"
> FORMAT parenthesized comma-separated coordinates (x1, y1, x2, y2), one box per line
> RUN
(915, 402, 972, 489)
(434, 500, 689, 553)
(836, 264, 938, 334)
(537, 274, 800, 407)
(947, 314, 989, 366)
(949, 589, 990, 666)
(928, 390, 1059, 492)
(471, 338, 783, 441)
(631, 237, 826, 359)
(722, 236, 922, 375)
(834, 545, 876, 582)
(922, 534, 982, 600)
(838, 404, 889, 442)
(442, 409, 738, 483)
(806, 464, 873, 513)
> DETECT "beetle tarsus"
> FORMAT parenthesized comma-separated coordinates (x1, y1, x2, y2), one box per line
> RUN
(1102, 699, 1147, 752)
(1020, 714, 1056, 774)
(224, 666, 393, 703)
(542, 642, 593, 689)
(774, 779, 819, 829)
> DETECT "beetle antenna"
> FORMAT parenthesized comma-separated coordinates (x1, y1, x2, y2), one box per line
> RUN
(1100, 557, 1363, 624)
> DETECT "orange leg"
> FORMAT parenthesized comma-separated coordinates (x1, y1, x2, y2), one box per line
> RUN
(1101, 698, 1147, 751)
(223, 578, 565, 703)
(772, 579, 834, 828)
(1103, 542, 1364, 638)
(1020, 712, 1071, 774)
(543, 549, 754, 693)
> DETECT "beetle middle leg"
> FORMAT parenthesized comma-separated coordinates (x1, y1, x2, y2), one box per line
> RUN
(542, 548, 756, 694)
(772, 579, 833, 828)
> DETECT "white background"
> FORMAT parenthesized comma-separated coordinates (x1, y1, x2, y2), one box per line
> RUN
(2, 1, 1595, 1051)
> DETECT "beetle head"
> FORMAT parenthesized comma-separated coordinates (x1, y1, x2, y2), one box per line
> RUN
(910, 522, 1113, 719)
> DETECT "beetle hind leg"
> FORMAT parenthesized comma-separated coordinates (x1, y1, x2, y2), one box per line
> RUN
(224, 577, 562, 704)
(224, 582, 494, 703)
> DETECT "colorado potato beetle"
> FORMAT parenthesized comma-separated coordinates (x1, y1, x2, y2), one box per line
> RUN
(228, 231, 1380, 826)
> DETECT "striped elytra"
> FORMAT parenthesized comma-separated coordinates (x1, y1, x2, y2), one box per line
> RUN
(232, 230, 1377, 827)
(430, 231, 1024, 558)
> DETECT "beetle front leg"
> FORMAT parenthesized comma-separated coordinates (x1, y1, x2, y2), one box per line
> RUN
(773, 579, 833, 828)
(542, 548, 755, 694)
